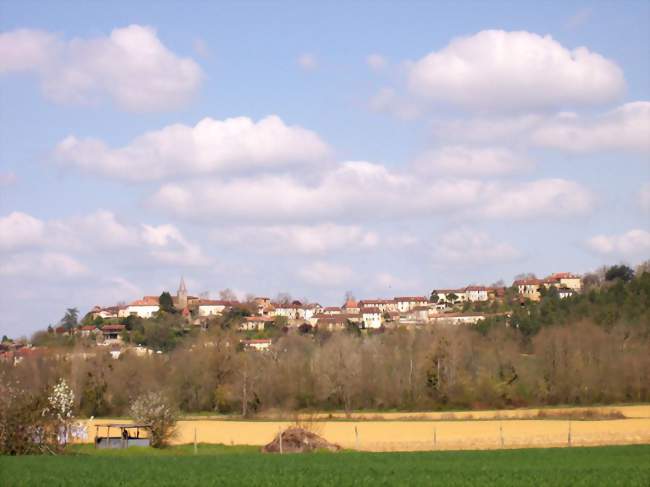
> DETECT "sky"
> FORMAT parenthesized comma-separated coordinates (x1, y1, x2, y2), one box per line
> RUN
(0, 0, 649, 338)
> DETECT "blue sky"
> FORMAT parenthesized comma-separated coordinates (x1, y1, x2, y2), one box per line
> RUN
(1, 1, 649, 337)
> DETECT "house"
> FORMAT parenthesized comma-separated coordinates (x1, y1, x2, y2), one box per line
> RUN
(241, 339, 272, 351)
(361, 307, 382, 329)
(431, 313, 486, 325)
(322, 306, 342, 315)
(546, 273, 582, 292)
(90, 305, 121, 320)
(197, 299, 230, 317)
(433, 290, 467, 305)
(412, 306, 431, 322)
(240, 316, 274, 331)
(465, 286, 489, 302)
(513, 279, 543, 301)
(79, 325, 100, 337)
(315, 315, 349, 331)
(101, 324, 125, 343)
(273, 304, 300, 320)
(394, 296, 428, 313)
(125, 296, 160, 318)
(342, 298, 360, 314)
(557, 287, 576, 299)
(358, 299, 397, 313)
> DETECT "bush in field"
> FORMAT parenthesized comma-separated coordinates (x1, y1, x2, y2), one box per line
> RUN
(0, 379, 60, 455)
(129, 392, 178, 448)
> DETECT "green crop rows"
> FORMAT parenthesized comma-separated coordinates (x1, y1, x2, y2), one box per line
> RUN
(1, 444, 649, 486)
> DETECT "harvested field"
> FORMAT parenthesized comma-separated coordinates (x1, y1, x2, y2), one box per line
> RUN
(80, 405, 650, 452)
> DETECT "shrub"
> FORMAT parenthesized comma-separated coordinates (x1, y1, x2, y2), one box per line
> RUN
(129, 392, 178, 448)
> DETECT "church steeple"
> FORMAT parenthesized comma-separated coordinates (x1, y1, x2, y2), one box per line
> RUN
(177, 276, 188, 308)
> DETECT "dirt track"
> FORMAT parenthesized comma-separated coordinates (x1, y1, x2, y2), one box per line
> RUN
(84, 405, 650, 451)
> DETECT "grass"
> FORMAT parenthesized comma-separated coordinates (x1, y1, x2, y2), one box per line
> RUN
(1, 444, 649, 486)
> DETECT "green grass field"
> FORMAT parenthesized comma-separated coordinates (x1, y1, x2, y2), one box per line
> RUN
(1, 444, 649, 486)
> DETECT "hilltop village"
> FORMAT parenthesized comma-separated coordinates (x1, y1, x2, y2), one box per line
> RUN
(0, 272, 584, 361)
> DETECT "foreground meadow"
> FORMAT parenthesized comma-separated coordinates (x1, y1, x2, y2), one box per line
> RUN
(2, 444, 649, 486)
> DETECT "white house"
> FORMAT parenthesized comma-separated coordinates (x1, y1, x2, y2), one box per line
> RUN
(125, 296, 160, 318)
(361, 307, 382, 329)
(358, 299, 397, 313)
(465, 286, 489, 302)
(198, 299, 229, 317)
(239, 316, 274, 331)
(394, 296, 428, 313)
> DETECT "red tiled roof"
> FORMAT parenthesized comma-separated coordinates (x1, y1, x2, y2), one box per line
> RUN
(395, 296, 427, 302)
(361, 307, 381, 314)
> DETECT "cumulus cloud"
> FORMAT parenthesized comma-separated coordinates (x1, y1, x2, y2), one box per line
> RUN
(0, 211, 45, 251)
(366, 53, 387, 71)
(0, 210, 208, 266)
(432, 228, 521, 265)
(151, 161, 593, 223)
(0, 252, 88, 278)
(297, 53, 318, 70)
(298, 261, 354, 286)
(407, 30, 624, 111)
(587, 229, 650, 257)
(480, 179, 594, 219)
(54, 115, 330, 181)
(530, 102, 650, 153)
(212, 224, 378, 254)
(0, 25, 203, 111)
(414, 146, 532, 176)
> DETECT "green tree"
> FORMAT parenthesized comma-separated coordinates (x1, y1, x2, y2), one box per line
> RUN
(159, 291, 175, 313)
(429, 291, 439, 303)
(60, 308, 79, 331)
(605, 265, 634, 282)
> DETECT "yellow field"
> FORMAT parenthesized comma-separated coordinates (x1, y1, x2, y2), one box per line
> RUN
(83, 405, 650, 452)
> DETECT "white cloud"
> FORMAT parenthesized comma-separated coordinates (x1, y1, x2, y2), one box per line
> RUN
(0, 25, 203, 111)
(432, 228, 520, 265)
(0, 252, 88, 278)
(0, 210, 208, 267)
(587, 229, 650, 257)
(151, 161, 593, 223)
(407, 30, 624, 111)
(0, 171, 17, 187)
(212, 224, 378, 254)
(366, 54, 387, 71)
(531, 102, 650, 153)
(298, 261, 354, 286)
(0, 211, 45, 250)
(480, 179, 594, 219)
(298, 53, 318, 70)
(414, 146, 532, 176)
(431, 102, 650, 154)
(54, 115, 330, 181)
(638, 183, 650, 213)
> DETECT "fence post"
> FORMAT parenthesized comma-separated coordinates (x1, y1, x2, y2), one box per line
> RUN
(355, 426, 359, 450)
(500, 423, 504, 448)
(433, 426, 437, 449)
(568, 421, 572, 447)
(194, 427, 197, 455)
(279, 426, 283, 455)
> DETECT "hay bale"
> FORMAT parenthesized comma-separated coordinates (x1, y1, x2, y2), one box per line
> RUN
(262, 427, 341, 453)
